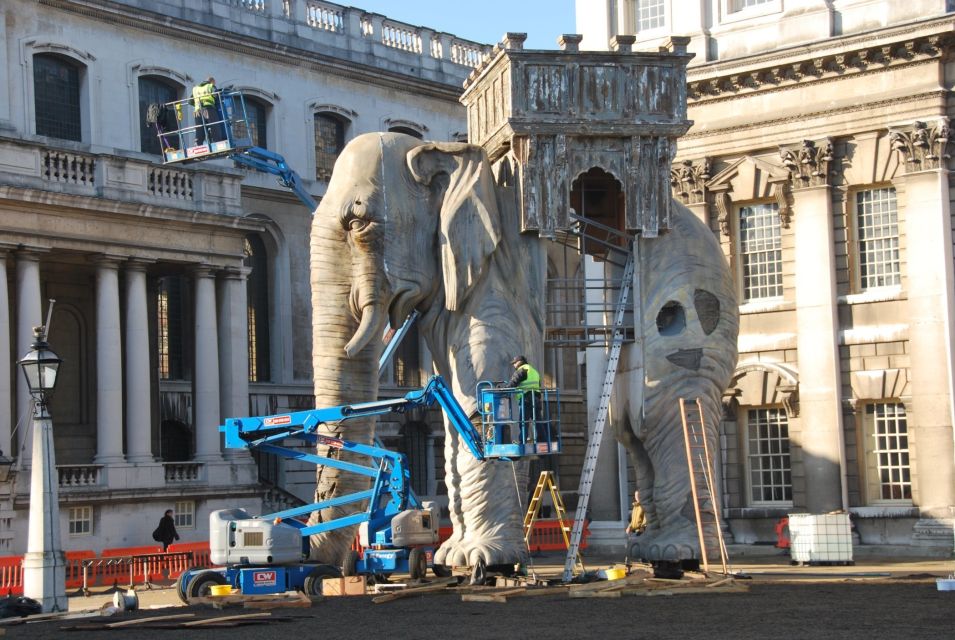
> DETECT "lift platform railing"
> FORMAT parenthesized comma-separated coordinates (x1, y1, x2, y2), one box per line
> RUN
(150, 89, 253, 164)
(476, 383, 562, 458)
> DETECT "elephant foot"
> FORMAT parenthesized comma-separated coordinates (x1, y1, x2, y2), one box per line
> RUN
(629, 526, 700, 563)
(434, 534, 527, 574)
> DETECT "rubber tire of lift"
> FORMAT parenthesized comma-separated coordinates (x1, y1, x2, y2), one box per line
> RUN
(303, 564, 341, 596)
(431, 563, 452, 578)
(174, 567, 202, 605)
(341, 549, 359, 577)
(186, 570, 228, 601)
(408, 548, 427, 581)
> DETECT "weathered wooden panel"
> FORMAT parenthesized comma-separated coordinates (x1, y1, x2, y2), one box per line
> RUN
(578, 64, 620, 117)
(524, 64, 568, 114)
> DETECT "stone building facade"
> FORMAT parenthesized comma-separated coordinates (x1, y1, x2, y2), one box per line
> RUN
(0, 0, 487, 553)
(577, 0, 955, 550)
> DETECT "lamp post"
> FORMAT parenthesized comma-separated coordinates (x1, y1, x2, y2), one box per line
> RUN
(18, 325, 66, 613)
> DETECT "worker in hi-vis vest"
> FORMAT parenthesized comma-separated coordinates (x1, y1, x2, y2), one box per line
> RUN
(505, 355, 542, 443)
(191, 76, 221, 145)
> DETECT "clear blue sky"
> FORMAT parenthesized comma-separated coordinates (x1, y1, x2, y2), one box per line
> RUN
(349, 1, 577, 50)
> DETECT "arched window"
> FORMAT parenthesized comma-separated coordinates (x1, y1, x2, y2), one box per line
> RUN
(33, 53, 82, 141)
(314, 112, 346, 181)
(244, 235, 271, 382)
(244, 97, 268, 149)
(156, 275, 186, 380)
(388, 125, 423, 139)
(139, 75, 179, 154)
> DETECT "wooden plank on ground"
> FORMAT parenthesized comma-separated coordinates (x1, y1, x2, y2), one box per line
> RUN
(371, 578, 457, 604)
(182, 613, 272, 627)
(461, 588, 526, 603)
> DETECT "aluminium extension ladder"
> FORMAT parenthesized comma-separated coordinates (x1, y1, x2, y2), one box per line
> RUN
(679, 397, 730, 575)
(561, 248, 635, 583)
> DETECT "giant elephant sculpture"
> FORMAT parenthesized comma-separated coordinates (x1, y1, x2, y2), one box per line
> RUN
(613, 203, 739, 568)
(308, 132, 544, 574)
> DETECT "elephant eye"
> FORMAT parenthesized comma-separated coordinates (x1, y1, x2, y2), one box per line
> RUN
(656, 301, 686, 336)
(694, 289, 720, 335)
(348, 217, 368, 232)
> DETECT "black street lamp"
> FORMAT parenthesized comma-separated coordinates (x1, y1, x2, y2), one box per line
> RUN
(18, 326, 62, 404)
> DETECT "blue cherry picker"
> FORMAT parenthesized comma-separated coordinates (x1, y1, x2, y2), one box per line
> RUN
(148, 88, 316, 210)
(174, 375, 560, 601)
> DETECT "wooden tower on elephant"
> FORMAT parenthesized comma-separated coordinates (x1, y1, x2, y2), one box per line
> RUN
(459, 32, 693, 239)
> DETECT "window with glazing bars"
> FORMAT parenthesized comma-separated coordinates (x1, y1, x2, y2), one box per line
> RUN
(68, 506, 93, 536)
(244, 98, 268, 149)
(746, 407, 792, 503)
(34, 54, 82, 141)
(157, 276, 184, 380)
(739, 202, 782, 300)
(856, 187, 900, 289)
(866, 402, 911, 501)
(636, 0, 665, 30)
(730, 0, 773, 11)
(174, 500, 196, 528)
(314, 113, 345, 181)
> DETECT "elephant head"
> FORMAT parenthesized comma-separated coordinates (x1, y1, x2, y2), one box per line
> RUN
(309, 132, 544, 567)
(614, 201, 739, 564)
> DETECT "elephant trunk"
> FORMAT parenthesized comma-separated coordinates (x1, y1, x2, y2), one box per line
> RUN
(308, 221, 383, 564)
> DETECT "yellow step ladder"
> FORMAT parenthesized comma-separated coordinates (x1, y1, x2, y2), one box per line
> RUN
(679, 397, 730, 575)
(524, 471, 583, 574)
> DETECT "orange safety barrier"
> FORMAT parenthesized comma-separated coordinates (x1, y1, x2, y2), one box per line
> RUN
(101, 545, 164, 585)
(166, 542, 212, 576)
(527, 519, 590, 552)
(65, 550, 96, 589)
(0, 555, 23, 595)
(774, 516, 791, 549)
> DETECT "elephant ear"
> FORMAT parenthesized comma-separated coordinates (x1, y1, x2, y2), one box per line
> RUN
(407, 142, 502, 311)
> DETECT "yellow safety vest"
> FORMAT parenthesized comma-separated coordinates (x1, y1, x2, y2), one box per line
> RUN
(192, 82, 216, 109)
(516, 364, 541, 391)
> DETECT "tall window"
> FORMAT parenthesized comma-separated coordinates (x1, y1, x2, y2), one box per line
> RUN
(157, 276, 185, 380)
(739, 202, 782, 301)
(399, 422, 429, 496)
(864, 402, 911, 502)
(139, 76, 178, 155)
(636, 0, 665, 31)
(244, 98, 268, 148)
(245, 235, 271, 382)
(33, 53, 82, 141)
(174, 500, 196, 529)
(746, 407, 791, 504)
(314, 113, 346, 181)
(856, 187, 900, 290)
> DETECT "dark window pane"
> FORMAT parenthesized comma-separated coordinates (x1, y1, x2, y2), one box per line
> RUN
(314, 113, 345, 181)
(245, 98, 268, 149)
(244, 235, 271, 382)
(139, 76, 179, 154)
(34, 54, 82, 141)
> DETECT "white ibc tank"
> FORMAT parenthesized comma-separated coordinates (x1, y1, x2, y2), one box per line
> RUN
(209, 508, 304, 566)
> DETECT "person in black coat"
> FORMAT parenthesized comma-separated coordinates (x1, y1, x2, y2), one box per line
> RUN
(152, 509, 180, 551)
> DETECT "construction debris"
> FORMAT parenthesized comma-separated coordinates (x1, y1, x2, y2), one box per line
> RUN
(192, 591, 315, 610)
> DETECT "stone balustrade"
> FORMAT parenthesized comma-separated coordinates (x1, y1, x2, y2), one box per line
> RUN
(113, 0, 492, 81)
(58, 465, 103, 488)
(0, 136, 243, 217)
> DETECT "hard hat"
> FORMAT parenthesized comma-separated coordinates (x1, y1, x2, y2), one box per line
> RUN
(511, 355, 526, 366)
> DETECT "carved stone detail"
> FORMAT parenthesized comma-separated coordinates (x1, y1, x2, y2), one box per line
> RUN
(688, 33, 955, 103)
(712, 188, 732, 238)
(771, 177, 793, 229)
(889, 119, 951, 172)
(670, 158, 711, 205)
(779, 139, 833, 188)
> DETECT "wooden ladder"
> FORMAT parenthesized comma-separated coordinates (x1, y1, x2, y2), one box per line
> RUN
(679, 397, 729, 575)
(524, 471, 583, 574)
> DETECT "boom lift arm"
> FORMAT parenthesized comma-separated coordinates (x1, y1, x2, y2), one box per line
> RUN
(230, 146, 316, 210)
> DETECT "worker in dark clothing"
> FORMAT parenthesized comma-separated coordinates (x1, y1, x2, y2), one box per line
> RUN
(152, 509, 180, 551)
(191, 76, 222, 145)
(506, 355, 542, 443)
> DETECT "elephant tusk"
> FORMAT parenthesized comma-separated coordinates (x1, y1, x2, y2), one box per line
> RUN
(344, 303, 385, 358)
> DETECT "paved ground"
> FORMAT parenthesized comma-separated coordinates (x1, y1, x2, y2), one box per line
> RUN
(3, 548, 953, 639)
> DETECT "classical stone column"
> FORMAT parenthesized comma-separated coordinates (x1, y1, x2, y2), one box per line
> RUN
(194, 265, 221, 461)
(0, 249, 12, 458)
(783, 139, 845, 512)
(124, 260, 153, 462)
(93, 257, 124, 464)
(217, 267, 249, 459)
(15, 250, 44, 466)
(889, 120, 955, 530)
